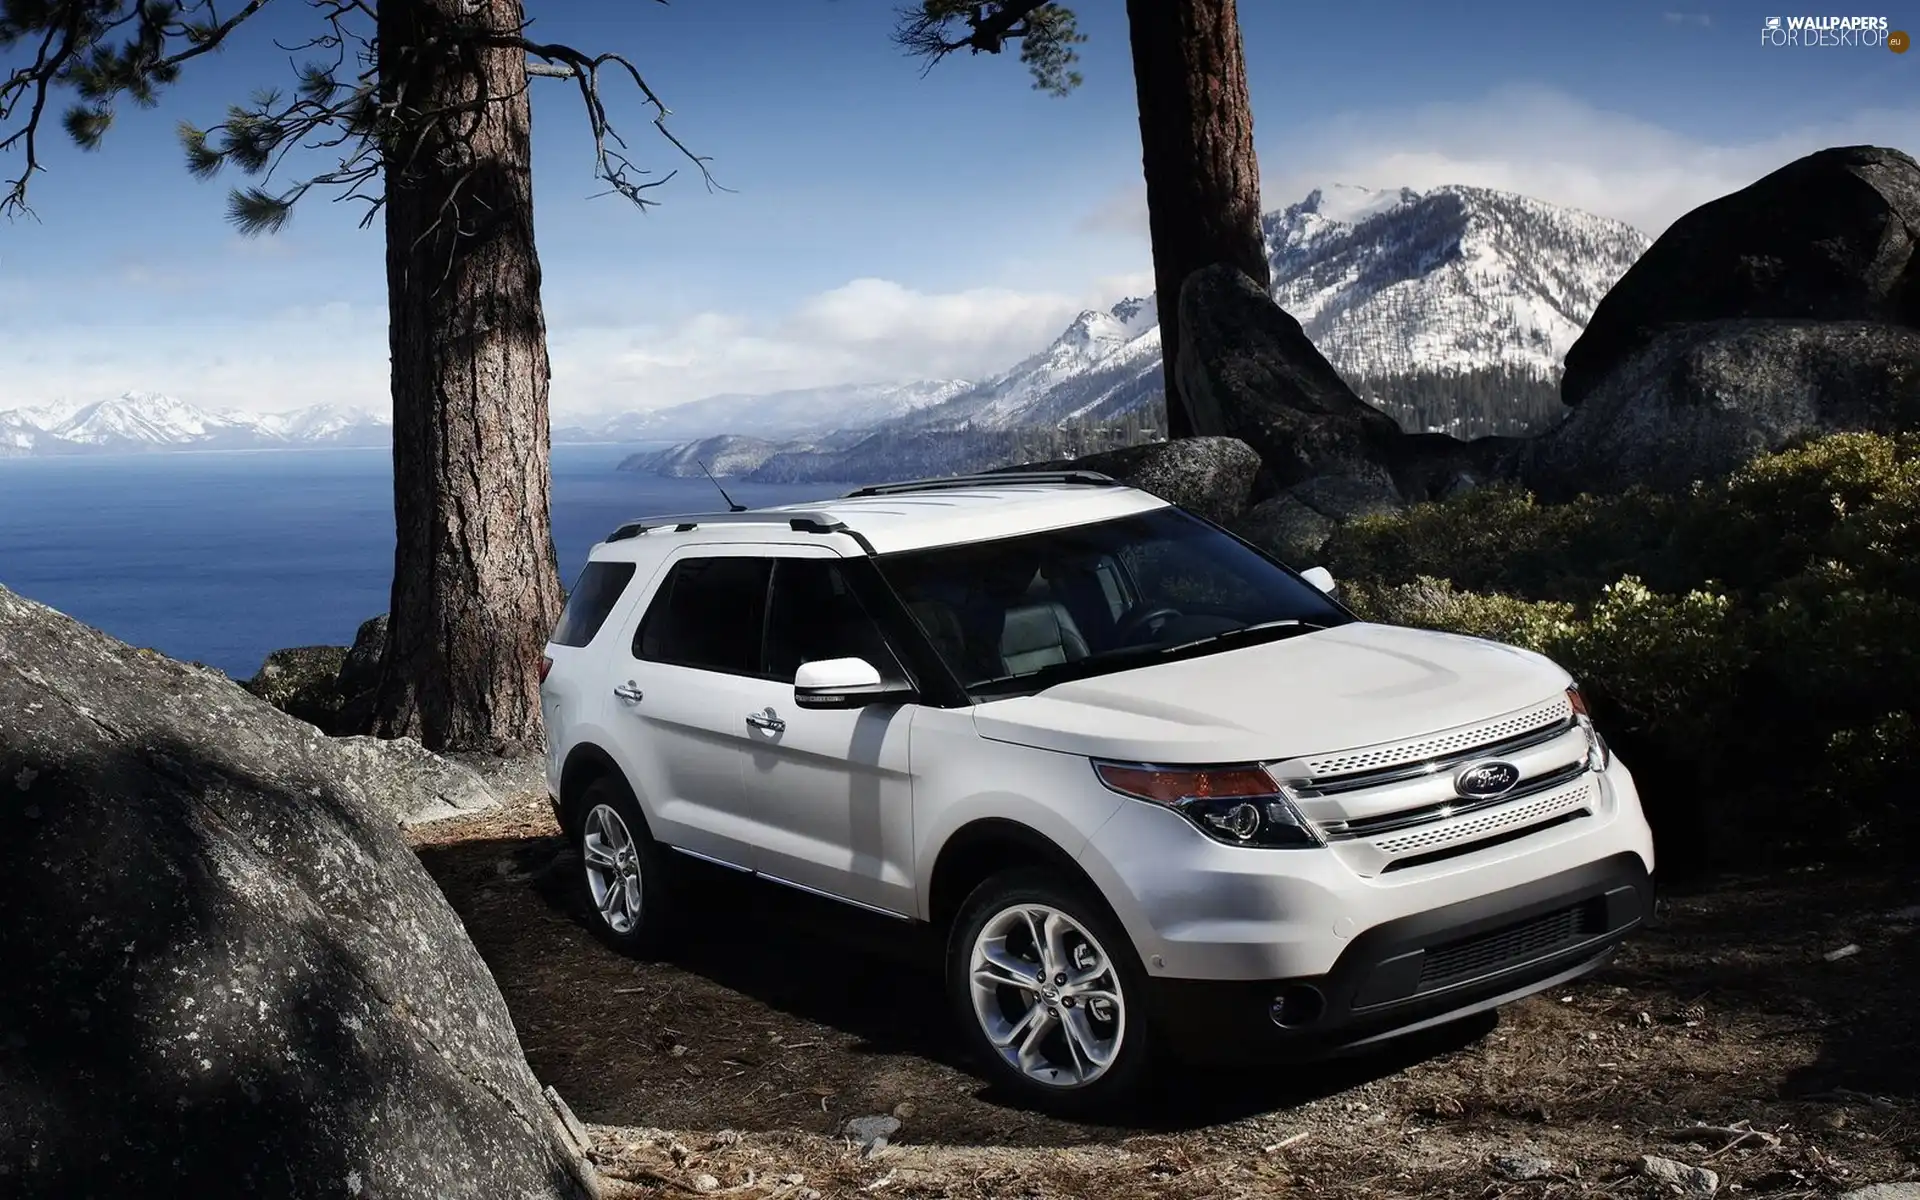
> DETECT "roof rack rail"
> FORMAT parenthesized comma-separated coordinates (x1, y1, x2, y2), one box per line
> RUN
(841, 469, 1119, 499)
(604, 509, 847, 543)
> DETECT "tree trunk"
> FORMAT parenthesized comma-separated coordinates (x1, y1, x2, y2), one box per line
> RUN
(1123, 0, 1269, 439)
(368, 0, 562, 756)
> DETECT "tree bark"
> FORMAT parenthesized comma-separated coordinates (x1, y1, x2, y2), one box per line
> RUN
(368, 0, 562, 755)
(1123, 0, 1269, 440)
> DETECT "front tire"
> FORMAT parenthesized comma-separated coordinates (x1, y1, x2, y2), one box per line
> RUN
(574, 774, 679, 958)
(946, 869, 1154, 1114)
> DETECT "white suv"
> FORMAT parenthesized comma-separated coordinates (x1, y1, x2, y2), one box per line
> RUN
(540, 471, 1655, 1112)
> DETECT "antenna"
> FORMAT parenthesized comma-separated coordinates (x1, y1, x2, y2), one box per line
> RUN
(696, 459, 747, 512)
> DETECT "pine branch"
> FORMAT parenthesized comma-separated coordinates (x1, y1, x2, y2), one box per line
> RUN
(2, 0, 270, 217)
(504, 28, 729, 210)
(0, 6, 85, 217)
(895, 0, 1054, 59)
(891, 1, 1085, 94)
(151, 0, 271, 71)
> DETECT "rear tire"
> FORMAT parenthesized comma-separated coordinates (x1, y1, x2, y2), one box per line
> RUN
(574, 774, 679, 958)
(946, 869, 1155, 1115)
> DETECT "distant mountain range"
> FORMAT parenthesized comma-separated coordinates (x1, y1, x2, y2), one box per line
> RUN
(624, 182, 1653, 482)
(4, 183, 1652, 469)
(0, 385, 974, 458)
(0, 393, 393, 457)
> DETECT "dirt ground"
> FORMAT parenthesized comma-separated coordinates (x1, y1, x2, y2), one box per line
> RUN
(409, 794, 1920, 1199)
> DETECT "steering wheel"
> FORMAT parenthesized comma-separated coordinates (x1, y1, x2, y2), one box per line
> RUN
(1112, 603, 1183, 645)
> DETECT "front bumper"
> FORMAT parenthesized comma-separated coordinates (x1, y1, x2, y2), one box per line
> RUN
(1076, 757, 1655, 981)
(1145, 851, 1652, 1063)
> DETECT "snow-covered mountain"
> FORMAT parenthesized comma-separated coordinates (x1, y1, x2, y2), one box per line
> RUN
(1266, 183, 1651, 379)
(0, 392, 392, 456)
(884, 297, 1163, 434)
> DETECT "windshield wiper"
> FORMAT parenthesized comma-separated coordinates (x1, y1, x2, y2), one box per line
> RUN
(1153, 618, 1327, 657)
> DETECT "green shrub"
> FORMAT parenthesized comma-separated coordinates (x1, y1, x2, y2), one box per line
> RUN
(1328, 432, 1919, 871)
(1667, 432, 1920, 596)
(1338, 576, 1578, 647)
(1328, 485, 1679, 602)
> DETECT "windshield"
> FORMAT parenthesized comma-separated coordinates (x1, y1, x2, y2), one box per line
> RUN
(873, 505, 1354, 699)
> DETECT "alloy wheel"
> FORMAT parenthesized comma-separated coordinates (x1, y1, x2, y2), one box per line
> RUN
(967, 903, 1126, 1088)
(581, 802, 644, 934)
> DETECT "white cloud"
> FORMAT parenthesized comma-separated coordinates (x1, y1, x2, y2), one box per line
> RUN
(546, 277, 1109, 416)
(2, 277, 1120, 419)
(1086, 87, 1920, 237)
(1, 302, 391, 415)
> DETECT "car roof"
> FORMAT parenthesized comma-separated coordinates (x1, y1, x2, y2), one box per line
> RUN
(591, 472, 1173, 558)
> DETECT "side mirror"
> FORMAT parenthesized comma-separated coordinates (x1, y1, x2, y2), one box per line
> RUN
(793, 657, 916, 710)
(1299, 566, 1337, 595)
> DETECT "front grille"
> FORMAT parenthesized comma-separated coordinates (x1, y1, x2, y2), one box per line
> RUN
(1379, 810, 1591, 873)
(1417, 900, 1606, 992)
(1371, 772, 1590, 852)
(1305, 696, 1573, 781)
(1332, 760, 1589, 840)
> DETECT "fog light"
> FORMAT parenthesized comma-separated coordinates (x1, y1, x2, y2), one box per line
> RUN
(1268, 984, 1326, 1028)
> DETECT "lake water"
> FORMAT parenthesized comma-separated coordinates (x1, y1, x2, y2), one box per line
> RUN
(0, 446, 841, 678)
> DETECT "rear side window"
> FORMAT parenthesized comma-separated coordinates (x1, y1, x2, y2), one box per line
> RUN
(635, 556, 772, 674)
(551, 560, 637, 647)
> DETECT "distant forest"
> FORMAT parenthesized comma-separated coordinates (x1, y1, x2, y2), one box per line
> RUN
(1105, 366, 1569, 442)
(1352, 366, 1569, 437)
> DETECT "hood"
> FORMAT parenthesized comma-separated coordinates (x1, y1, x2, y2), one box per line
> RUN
(971, 622, 1572, 764)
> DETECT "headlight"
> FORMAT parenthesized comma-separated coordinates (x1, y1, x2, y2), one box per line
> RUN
(1567, 685, 1610, 772)
(1092, 761, 1323, 848)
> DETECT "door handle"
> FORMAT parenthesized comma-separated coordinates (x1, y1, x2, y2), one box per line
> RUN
(612, 681, 644, 702)
(745, 710, 785, 734)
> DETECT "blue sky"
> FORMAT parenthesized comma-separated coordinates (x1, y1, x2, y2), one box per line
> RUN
(1, 0, 1915, 416)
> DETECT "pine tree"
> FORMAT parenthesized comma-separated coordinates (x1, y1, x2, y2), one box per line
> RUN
(2, 1, 716, 754)
(893, 0, 1267, 441)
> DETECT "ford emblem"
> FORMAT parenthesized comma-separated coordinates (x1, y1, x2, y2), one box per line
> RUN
(1453, 760, 1521, 800)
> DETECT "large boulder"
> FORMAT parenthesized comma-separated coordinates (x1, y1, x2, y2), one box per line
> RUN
(1174, 265, 1519, 503)
(1524, 319, 1920, 499)
(0, 585, 573, 1197)
(993, 434, 1264, 525)
(1562, 145, 1920, 406)
(243, 644, 348, 731)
